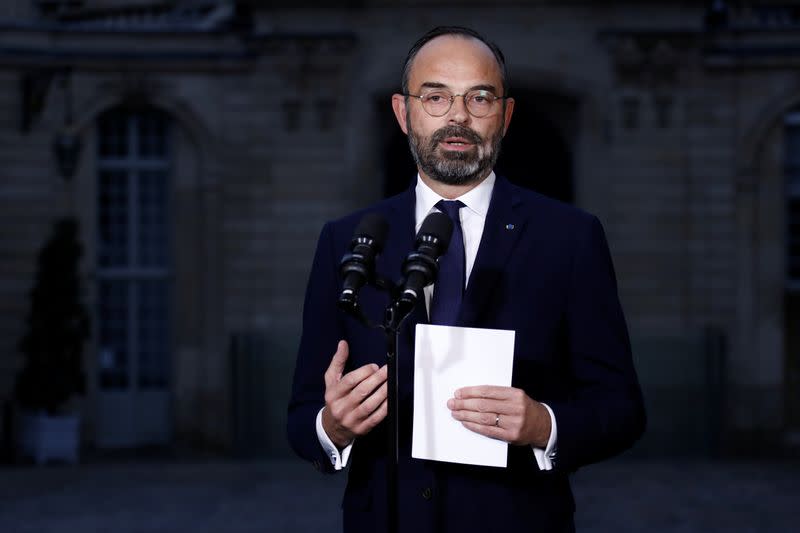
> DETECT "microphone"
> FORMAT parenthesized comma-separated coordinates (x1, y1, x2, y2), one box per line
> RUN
(339, 212, 389, 310)
(399, 211, 453, 309)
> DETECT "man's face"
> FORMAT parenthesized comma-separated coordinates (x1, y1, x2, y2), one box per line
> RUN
(392, 35, 514, 187)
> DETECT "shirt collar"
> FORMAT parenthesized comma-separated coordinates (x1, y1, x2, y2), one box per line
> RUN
(414, 172, 495, 227)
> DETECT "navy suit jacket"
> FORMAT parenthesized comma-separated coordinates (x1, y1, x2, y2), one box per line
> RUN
(288, 176, 645, 533)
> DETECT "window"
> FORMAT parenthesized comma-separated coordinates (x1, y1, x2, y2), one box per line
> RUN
(96, 107, 170, 389)
(787, 111, 800, 289)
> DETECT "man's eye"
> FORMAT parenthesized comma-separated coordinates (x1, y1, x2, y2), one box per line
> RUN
(427, 94, 444, 102)
(472, 95, 488, 103)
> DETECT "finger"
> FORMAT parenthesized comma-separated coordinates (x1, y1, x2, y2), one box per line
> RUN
(451, 409, 509, 427)
(349, 364, 387, 398)
(354, 398, 388, 435)
(461, 421, 507, 442)
(338, 362, 383, 393)
(324, 340, 349, 388)
(447, 398, 518, 415)
(340, 378, 387, 432)
(350, 382, 388, 423)
(455, 385, 516, 400)
(342, 376, 387, 428)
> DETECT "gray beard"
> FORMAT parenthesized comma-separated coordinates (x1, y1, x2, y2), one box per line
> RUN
(407, 122, 503, 187)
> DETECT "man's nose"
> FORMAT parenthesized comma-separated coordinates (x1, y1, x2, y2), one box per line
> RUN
(447, 95, 470, 124)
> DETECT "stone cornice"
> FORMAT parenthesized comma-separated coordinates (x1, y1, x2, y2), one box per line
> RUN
(0, 26, 356, 72)
(600, 24, 800, 76)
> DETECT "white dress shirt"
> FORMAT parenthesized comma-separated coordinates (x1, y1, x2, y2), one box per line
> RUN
(317, 172, 558, 470)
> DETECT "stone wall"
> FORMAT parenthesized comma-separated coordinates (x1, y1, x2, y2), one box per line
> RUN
(0, 1, 797, 454)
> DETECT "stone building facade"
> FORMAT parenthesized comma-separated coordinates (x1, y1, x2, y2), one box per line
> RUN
(0, 0, 797, 457)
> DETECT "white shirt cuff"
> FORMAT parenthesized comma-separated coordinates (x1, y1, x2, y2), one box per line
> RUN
(531, 402, 558, 471)
(315, 407, 353, 470)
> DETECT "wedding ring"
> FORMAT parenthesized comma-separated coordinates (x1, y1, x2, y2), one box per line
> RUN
(494, 415, 500, 427)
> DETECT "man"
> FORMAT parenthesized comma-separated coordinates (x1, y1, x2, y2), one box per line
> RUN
(288, 26, 645, 533)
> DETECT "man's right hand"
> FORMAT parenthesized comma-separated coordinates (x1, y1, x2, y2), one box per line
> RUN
(321, 340, 388, 449)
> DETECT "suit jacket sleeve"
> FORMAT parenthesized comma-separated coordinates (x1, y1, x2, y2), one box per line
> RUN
(548, 216, 646, 472)
(287, 222, 344, 474)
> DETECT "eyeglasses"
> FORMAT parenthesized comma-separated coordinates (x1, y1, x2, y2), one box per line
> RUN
(404, 89, 507, 118)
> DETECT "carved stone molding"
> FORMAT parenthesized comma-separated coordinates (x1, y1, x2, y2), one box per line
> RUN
(96, 74, 170, 108)
(260, 34, 356, 131)
(602, 30, 699, 131)
(603, 32, 694, 87)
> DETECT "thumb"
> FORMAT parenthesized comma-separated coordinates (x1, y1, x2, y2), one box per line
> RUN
(325, 340, 349, 385)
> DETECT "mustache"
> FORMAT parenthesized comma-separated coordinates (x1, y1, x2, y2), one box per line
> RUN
(430, 125, 483, 146)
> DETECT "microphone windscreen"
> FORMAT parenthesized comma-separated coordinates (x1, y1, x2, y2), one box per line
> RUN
(355, 212, 389, 250)
(418, 211, 453, 250)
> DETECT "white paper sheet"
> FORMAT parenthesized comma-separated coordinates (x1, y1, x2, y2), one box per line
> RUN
(411, 324, 515, 468)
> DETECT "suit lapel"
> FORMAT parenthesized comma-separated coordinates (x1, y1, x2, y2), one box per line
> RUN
(458, 176, 528, 327)
(375, 188, 415, 288)
(372, 186, 425, 400)
(374, 186, 428, 336)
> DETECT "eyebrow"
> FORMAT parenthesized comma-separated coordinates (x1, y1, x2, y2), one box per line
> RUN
(418, 82, 499, 94)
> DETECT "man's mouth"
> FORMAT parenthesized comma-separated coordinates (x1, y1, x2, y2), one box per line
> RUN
(440, 137, 475, 149)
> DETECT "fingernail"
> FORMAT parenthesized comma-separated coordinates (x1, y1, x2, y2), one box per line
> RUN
(454, 389, 462, 399)
(447, 399, 454, 409)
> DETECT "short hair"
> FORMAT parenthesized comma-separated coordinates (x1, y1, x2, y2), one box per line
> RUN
(401, 26, 509, 96)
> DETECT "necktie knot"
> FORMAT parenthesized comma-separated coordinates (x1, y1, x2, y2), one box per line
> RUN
(436, 200, 465, 223)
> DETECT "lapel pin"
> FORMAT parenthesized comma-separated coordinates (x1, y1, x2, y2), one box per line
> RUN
(505, 223, 515, 230)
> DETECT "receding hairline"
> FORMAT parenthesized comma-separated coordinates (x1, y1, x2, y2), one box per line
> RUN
(415, 34, 500, 72)
(401, 28, 509, 96)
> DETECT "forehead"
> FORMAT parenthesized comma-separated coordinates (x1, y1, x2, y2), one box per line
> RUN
(408, 35, 503, 91)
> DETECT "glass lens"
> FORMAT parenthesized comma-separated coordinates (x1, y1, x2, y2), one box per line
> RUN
(466, 90, 495, 117)
(421, 92, 452, 116)
(418, 91, 498, 117)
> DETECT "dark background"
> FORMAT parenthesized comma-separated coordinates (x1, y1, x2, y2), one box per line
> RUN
(0, 1, 798, 531)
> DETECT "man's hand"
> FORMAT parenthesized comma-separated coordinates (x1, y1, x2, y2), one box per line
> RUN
(321, 340, 388, 449)
(447, 386, 551, 447)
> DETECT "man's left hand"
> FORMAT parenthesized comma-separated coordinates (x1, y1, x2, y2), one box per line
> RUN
(447, 386, 551, 447)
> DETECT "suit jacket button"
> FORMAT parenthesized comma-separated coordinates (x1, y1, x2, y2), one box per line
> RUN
(422, 487, 432, 500)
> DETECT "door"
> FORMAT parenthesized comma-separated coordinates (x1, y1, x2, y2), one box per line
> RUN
(95, 107, 172, 448)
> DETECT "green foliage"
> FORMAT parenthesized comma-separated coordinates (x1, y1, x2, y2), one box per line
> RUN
(15, 217, 90, 414)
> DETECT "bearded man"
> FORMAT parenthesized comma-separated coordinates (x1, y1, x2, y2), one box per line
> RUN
(287, 26, 646, 533)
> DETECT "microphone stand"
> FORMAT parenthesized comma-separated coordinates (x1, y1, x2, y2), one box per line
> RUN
(339, 281, 417, 533)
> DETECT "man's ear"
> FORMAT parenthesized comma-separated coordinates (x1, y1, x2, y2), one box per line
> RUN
(391, 94, 409, 135)
(502, 97, 515, 136)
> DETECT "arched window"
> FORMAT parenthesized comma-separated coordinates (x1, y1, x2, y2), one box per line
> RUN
(95, 106, 171, 447)
(787, 111, 800, 288)
(785, 108, 800, 430)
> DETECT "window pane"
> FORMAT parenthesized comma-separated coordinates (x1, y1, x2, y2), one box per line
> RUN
(137, 281, 169, 388)
(791, 263, 800, 281)
(791, 198, 800, 220)
(789, 169, 800, 195)
(787, 133, 800, 161)
(788, 116, 800, 285)
(97, 107, 171, 394)
(789, 193, 800, 283)
(98, 281, 129, 389)
(98, 170, 129, 267)
(98, 110, 129, 159)
(137, 170, 168, 267)
(138, 110, 168, 159)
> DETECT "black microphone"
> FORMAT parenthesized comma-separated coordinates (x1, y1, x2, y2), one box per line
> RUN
(339, 212, 389, 310)
(399, 211, 453, 309)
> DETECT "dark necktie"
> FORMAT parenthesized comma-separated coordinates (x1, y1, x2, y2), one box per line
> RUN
(430, 200, 466, 326)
